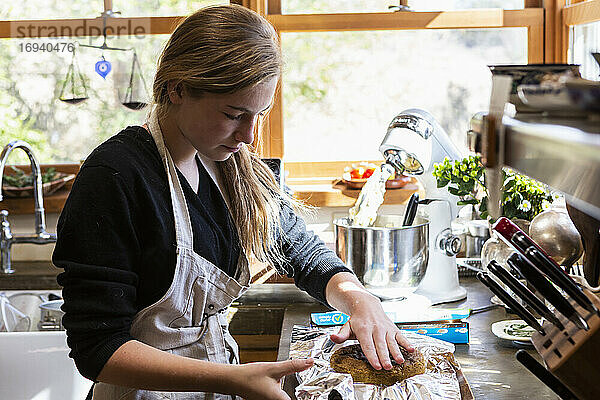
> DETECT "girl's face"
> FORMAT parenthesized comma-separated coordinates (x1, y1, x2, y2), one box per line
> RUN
(170, 77, 278, 161)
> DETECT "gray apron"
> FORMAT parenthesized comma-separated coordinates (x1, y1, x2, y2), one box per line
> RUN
(93, 113, 251, 399)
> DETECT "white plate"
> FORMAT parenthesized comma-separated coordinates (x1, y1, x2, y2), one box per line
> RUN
(491, 319, 537, 342)
(490, 295, 506, 308)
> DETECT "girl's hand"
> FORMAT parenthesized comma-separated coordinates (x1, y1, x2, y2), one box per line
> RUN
(329, 293, 415, 371)
(231, 358, 314, 400)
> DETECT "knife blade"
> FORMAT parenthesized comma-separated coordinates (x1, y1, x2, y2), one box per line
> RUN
(487, 260, 565, 331)
(493, 216, 598, 315)
(507, 253, 589, 331)
(477, 271, 545, 335)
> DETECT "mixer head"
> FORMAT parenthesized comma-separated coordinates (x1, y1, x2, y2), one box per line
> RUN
(379, 109, 461, 177)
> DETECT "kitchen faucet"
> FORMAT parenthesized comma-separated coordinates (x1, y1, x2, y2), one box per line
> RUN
(0, 140, 57, 274)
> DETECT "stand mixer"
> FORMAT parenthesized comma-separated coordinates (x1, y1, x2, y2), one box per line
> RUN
(380, 108, 467, 304)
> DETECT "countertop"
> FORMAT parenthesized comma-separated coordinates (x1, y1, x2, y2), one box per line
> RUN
(0, 262, 60, 290)
(277, 277, 560, 400)
(0, 266, 567, 399)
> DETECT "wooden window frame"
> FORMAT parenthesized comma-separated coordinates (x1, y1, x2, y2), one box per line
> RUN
(2, 1, 589, 197)
(257, 1, 545, 185)
(564, 0, 600, 25)
(563, 0, 600, 64)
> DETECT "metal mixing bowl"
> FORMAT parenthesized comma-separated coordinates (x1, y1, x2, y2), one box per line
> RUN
(334, 215, 429, 291)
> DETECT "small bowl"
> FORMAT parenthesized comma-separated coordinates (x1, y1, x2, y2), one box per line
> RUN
(342, 176, 414, 189)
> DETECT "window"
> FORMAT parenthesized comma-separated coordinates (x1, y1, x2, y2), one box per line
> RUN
(0, 35, 169, 163)
(0, 1, 227, 20)
(117, 0, 228, 18)
(0, 1, 102, 20)
(0, 1, 545, 165)
(281, 0, 525, 15)
(266, 3, 543, 171)
(570, 21, 600, 80)
(281, 28, 527, 162)
(407, 0, 524, 11)
(0, 0, 228, 163)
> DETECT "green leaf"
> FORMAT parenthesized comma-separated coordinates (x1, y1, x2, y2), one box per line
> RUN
(479, 197, 488, 212)
(436, 177, 449, 188)
(515, 192, 524, 202)
(447, 186, 461, 196)
(503, 179, 516, 192)
(458, 181, 473, 193)
(457, 199, 479, 205)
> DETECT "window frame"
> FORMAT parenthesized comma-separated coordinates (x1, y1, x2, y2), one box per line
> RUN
(564, 0, 600, 26)
(253, 0, 545, 181)
(2, 1, 595, 181)
(564, 0, 600, 58)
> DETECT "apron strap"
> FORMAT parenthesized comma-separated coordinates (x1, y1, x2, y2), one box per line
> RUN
(85, 383, 93, 400)
(146, 111, 194, 250)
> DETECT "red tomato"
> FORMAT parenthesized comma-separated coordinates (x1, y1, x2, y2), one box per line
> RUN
(350, 168, 363, 180)
(362, 168, 375, 179)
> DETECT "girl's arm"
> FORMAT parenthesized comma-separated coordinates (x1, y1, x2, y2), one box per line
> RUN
(97, 340, 312, 399)
(273, 203, 413, 371)
(325, 271, 415, 371)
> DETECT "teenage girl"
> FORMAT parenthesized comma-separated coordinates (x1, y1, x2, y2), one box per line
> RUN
(53, 5, 413, 399)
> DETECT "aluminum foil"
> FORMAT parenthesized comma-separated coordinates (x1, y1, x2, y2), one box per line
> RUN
(289, 325, 462, 400)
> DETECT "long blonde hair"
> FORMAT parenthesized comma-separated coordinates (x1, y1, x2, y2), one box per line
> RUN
(152, 4, 300, 269)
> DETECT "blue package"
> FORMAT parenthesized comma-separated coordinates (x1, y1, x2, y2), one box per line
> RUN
(398, 321, 469, 344)
(310, 311, 469, 344)
(311, 311, 350, 326)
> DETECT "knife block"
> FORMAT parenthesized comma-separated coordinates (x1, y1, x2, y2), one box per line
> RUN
(531, 289, 600, 400)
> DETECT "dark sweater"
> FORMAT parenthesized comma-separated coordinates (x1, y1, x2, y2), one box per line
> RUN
(52, 126, 351, 381)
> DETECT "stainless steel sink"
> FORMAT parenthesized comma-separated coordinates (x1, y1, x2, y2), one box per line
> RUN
(0, 290, 92, 400)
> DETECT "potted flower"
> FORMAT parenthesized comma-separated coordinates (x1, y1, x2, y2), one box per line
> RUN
(432, 155, 553, 223)
(433, 155, 555, 269)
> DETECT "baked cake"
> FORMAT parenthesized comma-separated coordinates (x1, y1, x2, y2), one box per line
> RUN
(330, 344, 426, 386)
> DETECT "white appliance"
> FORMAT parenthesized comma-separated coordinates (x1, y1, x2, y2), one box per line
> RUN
(379, 108, 467, 304)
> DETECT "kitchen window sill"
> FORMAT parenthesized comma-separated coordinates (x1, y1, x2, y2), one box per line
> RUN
(0, 180, 424, 215)
(289, 179, 424, 207)
(0, 159, 424, 212)
(0, 163, 80, 215)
